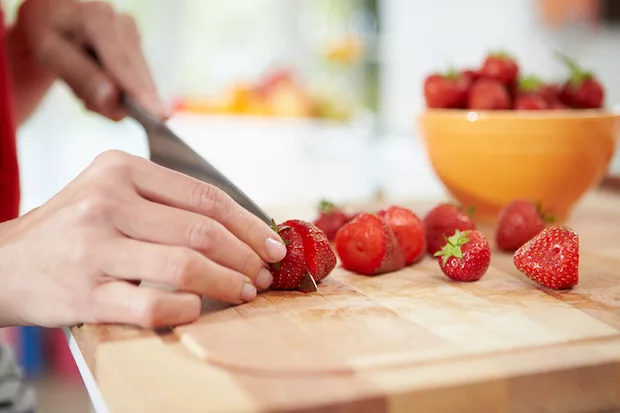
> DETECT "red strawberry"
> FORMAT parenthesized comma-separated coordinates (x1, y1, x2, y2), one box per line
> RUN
(480, 51, 520, 89)
(539, 83, 560, 103)
(434, 229, 491, 282)
(513, 226, 579, 290)
(423, 203, 476, 255)
(269, 224, 307, 290)
(377, 206, 426, 265)
(312, 200, 355, 241)
(556, 52, 605, 109)
(496, 200, 555, 252)
(423, 70, 469, 109)
(467, 78, 511, 110)
(461, 69, 481, 86)
(334, 213, 405, 275)
(285, 219, 336, 282)
(514, 75, 549, 110)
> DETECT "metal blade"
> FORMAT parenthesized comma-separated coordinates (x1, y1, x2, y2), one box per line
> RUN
(123, 96, 272, 225)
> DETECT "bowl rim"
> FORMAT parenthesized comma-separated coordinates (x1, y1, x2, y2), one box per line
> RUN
(418, 108, 620, 121)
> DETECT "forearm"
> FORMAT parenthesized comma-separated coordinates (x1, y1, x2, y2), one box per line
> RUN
(5, 23, 55, 126)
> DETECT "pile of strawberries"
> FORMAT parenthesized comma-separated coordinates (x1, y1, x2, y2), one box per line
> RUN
(423, 50, 605, 110)
(268, 199, 579, 292)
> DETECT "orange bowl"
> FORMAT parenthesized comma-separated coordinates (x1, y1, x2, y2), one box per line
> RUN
(417, 109, 620, 222)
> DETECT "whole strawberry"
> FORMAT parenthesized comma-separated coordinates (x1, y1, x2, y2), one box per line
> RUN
(269, 223, 308, 290)
(514, 75, 549, 110)
(335, 213, 405, 275)
(467, 78, 511, 110)
(434, 229, 491, 282)
(556, 52, 604, 109)
(513, 226, 579, 290)
(480, 51, 520, 89)
(423, 203, 476, 255)
(285, 219, 336, 282)
(496, 200, 555, 251)
(312, 199, 354, 241)
(461, 69, 481, 86)
(423, 70, 469, 109)
(378, 205, 426, 265)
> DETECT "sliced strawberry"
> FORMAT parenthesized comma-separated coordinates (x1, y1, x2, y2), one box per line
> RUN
(513, 226, 579, 290)
(284, 219, 336, 282)
(378, 206, 426, 265)
(334, 213, 405, 275)
(269, 224, 307, 290)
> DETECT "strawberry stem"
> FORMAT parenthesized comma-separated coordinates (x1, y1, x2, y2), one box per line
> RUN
(433, 229, 472, 265)
(553, 50, 592, 87)
(318, 199, 336, 214)
(536, 201, 556, 224)
(518, 75, 542, 93)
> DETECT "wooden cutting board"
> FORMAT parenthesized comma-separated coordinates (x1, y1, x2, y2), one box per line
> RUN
(71, 189, 620, 413)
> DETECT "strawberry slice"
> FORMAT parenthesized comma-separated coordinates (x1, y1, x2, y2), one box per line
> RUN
(378, 205, 426, 265)
(334, 213, 405, 275)
(269, 224, 307, 290)
(284, 219, 336, 282)
(513, 226, 579, 290)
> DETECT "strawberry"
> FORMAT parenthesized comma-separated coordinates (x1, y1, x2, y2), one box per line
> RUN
(377, 205, 426, 265)
(556, 52, 605, 109)
(423, 203, 476, 255)
(496, 200, 555, 252)
(514, 75, 549, 110)
(539, 83, 560, 104)
(285, 219, 336, 282)
(269, 224, 307, 290)
(423, 70, 469, 109)
(434, 229, 491, 282)
(334, 213, 405, 275)
(513, 226, 579, 290)
(480, 51, 520, 89)
(312, 199, 355, 241)
(461, 69, 481, 86)
(467, 78, 511, 110)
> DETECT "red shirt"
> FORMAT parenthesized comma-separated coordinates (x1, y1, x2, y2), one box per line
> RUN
(0, 10, 20, 222)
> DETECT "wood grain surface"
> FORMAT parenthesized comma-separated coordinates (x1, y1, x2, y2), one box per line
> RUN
(71, 189, 620, 413)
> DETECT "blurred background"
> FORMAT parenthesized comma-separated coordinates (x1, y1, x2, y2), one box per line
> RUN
(0, 0, 619, 411)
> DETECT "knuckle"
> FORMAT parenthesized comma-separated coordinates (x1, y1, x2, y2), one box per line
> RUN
(91, 150, 132, 177)
(191, 182, 231, 218)
(83, 1, 116, 22)
(187, 219, 217, 253)
(166, 249, 196, 290)
(74, 191, 114, 222)
(120, 13, 140, 36)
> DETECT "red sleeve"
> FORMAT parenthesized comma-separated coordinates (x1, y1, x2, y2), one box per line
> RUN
(0, 9, 21, 222)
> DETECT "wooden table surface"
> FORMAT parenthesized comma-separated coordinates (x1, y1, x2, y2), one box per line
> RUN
(71, 189, 620, 413)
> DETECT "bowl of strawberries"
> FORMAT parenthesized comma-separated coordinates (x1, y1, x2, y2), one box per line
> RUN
(418, 51, 619, 223)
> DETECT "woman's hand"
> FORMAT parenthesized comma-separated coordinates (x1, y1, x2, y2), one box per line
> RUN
(0, 151, 286, 329)
(10, 0, 167, 121)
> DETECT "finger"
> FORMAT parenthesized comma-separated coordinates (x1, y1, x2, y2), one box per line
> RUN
(113, 199, 273, 290)
(89, 281, 201, 328)
(77, 2, 168, 119)
(36, 31, 125, 120)
(126, 156, 287, 264)
(101, 238, 258, 303)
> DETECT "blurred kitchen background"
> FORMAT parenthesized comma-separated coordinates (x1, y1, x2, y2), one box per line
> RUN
(0, 0, 619, 411)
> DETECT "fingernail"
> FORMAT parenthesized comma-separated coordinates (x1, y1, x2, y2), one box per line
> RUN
(256, 267, 273, 290)
(240, 283, 257, 302)
(265, 237, 287, 262)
